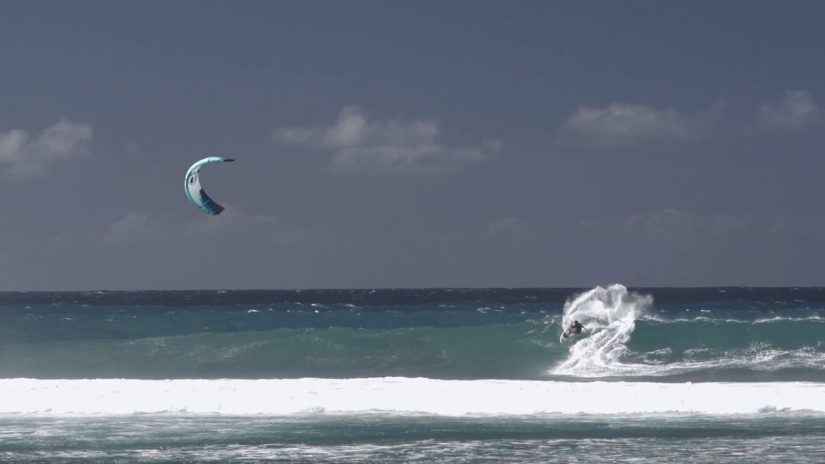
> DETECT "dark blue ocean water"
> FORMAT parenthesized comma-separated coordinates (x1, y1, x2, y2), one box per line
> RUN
(0, 285, 823, 462)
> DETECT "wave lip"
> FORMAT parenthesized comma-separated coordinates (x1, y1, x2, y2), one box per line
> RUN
(1, 378, 824, 416)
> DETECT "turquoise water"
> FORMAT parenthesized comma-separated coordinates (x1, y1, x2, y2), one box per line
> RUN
(0, 286, 823, 462)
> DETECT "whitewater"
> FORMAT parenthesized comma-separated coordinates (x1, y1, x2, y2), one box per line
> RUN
(2, 378, 823, 416)
(1, 285, 824, 462)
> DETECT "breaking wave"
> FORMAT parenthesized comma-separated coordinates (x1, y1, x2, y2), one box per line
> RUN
(2, 378, 824, 416)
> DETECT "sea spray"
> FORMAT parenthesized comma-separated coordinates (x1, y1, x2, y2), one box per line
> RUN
(554, 284, 652, 376)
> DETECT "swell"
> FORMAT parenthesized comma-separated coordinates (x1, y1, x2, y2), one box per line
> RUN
(0, 303, 546, 343)
(1, 287, 824, 381)
(1, 316, 823, 380)
(0, 322, 564, 379)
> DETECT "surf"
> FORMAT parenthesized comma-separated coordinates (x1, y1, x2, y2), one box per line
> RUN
(551, 285, 825, 380)
(1, 378, 823, 416)
(553, 284, 652, 376)
(2, 287, 825, 382)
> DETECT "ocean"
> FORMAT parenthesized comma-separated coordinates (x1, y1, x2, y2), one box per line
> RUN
(0, 285, 824, 462)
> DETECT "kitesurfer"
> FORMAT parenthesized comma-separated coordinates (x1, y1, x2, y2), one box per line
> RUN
(569, 320, 584, 335)
(562, 320, 585, 340)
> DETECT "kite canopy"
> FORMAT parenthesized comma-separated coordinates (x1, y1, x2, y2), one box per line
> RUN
(184, 156, 234, 215)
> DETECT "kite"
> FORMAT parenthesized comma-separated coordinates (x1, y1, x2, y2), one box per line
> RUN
(184, 156, 234, 215)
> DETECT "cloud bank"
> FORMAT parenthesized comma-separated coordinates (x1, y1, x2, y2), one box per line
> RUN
(758, 90, 820, 130)
(562, 104, 693, 145)
(561, 90, 821, 146)
(0, 119, 93, 178)
(274, 106, 501, 174)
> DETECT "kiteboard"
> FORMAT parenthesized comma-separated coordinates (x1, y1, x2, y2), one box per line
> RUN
(560, 325, 582, 343)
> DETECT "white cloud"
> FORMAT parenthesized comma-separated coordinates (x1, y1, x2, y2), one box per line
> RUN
(561, 104, 693, 146)
(758, 90, 820, 130)
(87, 209, 348, 289)
(273, 106, 500, 174)
(0, 119, 93, 178)
(103, 213, 163, 244)
(561, 91, 823, 146)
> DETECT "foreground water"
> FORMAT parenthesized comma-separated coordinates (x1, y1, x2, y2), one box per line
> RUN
(1, 285, 823, 462)
(3, 414, 825, 463)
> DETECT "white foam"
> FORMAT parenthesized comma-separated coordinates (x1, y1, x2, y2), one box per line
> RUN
(641, 315, 748, 324)
(558, 344, 825, 378)
(652, 346, 825, 375)
(754, 316, 825, 324)
(0, 378, 823, 416)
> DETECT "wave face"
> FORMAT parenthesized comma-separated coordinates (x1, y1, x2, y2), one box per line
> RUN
(1, 287, 824, 381)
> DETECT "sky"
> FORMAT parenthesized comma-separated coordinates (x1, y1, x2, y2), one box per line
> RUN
(1, 0, 824, 290)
